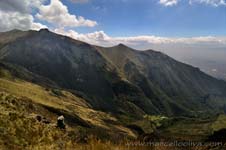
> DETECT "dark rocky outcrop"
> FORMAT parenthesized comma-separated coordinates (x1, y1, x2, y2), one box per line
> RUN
(206, 129, 226, 143)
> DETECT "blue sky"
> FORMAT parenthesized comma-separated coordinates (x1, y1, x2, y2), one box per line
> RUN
(60, 0, 226, 37)
(0, 0, 226, 78)
(0, 0, 226, 48)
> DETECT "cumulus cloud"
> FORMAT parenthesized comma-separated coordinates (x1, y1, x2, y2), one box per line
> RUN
(159, 0, 179, 6)
(0, 0, 45, 13)
(54, 28, 112, 46)
(0, 0, 47, 32)
(53, 28, 226, 49)
(0, 0, 97, 32)
(189, 0, 226, 6)
(0, 10, 46, 32)
(31, 22, 48, 31)
(36, 0, 97, 27)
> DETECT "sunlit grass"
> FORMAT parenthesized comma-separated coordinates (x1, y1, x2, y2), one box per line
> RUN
(211, 114, 226, 132)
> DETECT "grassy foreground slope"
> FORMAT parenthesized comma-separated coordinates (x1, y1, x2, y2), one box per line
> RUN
(0, 68, 140, 149)
(1, 72, 226, 149)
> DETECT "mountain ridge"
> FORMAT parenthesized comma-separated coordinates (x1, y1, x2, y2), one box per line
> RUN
(0, 29, 226, 117)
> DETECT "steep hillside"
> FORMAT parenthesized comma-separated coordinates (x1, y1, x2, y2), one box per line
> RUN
(0, 29, 226, 117)
(99, 44, 226, 116)
(0, 66, 140, 149)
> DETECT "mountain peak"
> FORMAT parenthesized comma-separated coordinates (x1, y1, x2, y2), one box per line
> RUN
(39, 28, 50, 33)
(116, 43, 128, 48)
(1, 29, 226, 118)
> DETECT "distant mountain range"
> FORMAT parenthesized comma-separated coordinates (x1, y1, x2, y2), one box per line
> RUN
(1, 29, 226, 118)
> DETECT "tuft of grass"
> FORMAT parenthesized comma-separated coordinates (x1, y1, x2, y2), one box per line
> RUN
(143, 115, 169, 129)
(0, 68, 13, 80)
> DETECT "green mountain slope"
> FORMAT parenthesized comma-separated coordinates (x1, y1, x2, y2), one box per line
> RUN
(0, 29, 226, 117)
(99, 44, 226, 115)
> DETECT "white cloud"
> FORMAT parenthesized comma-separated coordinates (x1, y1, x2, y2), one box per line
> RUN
(0, 0, 47, 32)
(0, 0, 97, 32)
(159, 0, 179, 6)
(31, 22, 48, 31)
(0, 0, 45, 13)
(54, 28, 112, 46)
(36, 0, 97, 27)
(0, 10, 47, 32)
(189, 0, 226, 6)
(53, 28, 226, 48)
(159, 0, 226, 6)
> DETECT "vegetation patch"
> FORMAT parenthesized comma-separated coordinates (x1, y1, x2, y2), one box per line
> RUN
(51, 89, 64, 97)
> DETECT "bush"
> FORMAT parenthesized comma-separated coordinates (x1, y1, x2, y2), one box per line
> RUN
(51, 89, 64, 97)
